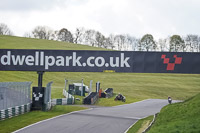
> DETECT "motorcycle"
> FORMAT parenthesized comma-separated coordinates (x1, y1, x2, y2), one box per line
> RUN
(114, 94, 126, 102)
(168, 97, 172, 104)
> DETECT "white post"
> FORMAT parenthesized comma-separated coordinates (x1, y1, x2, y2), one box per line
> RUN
(64, 79, 69, 98)
(81, 79, 83, 96)
(90, 80, 93, 93)
(96, 81, 100, 93)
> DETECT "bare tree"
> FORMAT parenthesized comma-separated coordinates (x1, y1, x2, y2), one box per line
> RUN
(95, 31, 106, 48)
(184, 35, 199, 52)
(124, 34, 138, 51)
(84, 29, 96, 46)
(158, 38, 168, 52)
(32, 26, 54, 40)
(114, 35, 126, 51)
(137, 39, 143, 51)
(57, 28, 73, 43)
(106, 34, 116, 50)
(131, 38, 140, 51)
(0, 23, 13, 35)
(23, 32, 33, 38)
(73, 27, 85, 44)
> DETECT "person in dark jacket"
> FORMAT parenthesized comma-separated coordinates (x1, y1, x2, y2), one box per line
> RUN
(168, 96, 172, 104)
(117, 93, 123, 100)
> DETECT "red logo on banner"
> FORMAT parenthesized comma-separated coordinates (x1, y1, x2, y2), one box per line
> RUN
(161, 54, 182, 70)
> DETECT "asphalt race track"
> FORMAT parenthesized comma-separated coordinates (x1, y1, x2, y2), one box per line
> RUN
(14, 99, 178, 133)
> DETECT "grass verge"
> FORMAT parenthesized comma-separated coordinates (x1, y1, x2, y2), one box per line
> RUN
(0, 105, 87, 133)
(148, 93, 200, 133)
(127, 115, 154, 133)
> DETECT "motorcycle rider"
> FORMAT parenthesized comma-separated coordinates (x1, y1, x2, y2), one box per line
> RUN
(117, 93, 123, 100)
(114, 93, 126, 102)
(168, 96, 172, 104)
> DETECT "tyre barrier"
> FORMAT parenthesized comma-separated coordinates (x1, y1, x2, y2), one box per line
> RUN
(51, 98, 74, 105)
(104, 88, 113, 98)
(51, 89, 75, 106)
(83, 92, 99, 104)
(101, 88, 113, 98)
(0, 103, 31, 121)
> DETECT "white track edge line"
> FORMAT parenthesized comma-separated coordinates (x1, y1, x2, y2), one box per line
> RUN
(124, 120, 138, 133)
(113, 99, 151, 108)
(13, 108, 93, 133)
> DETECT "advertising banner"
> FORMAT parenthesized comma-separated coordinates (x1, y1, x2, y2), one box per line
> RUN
(0, 49, 200, 74)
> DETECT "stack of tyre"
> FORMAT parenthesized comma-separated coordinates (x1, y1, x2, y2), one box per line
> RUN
(83, 92, 98, 104)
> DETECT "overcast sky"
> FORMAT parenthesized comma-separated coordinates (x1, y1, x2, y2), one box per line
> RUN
(0, 0, 200, 39)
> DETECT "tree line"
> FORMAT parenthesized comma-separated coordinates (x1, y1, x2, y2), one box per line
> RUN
(1, 23, 200, 52)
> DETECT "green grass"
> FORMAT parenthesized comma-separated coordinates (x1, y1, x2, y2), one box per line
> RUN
(148, 93, 200, 133)
(127, 115, 154, 133)
(0, 35, 106, 50)
(0, 105, 87, 133)
(1, 71, 200, 104)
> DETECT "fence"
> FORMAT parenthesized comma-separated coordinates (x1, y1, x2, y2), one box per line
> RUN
(43, 81, 53, 111)
(0, 82, 32, 120)
(0, 82, 32, 110)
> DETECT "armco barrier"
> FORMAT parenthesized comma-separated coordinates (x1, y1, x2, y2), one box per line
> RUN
(83, 92, 98, 104)
(0, 103, 31, 120)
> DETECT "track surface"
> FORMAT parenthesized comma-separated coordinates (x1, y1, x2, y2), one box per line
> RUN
(15, 99, 175, 133)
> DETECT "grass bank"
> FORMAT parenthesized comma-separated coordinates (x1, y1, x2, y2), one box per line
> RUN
(0, 35, 106, 50)
(148, 93, 200, 133)
(127, 115, 154, 133)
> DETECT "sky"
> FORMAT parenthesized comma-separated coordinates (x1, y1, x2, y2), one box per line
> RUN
(0, 0, 200, 39)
